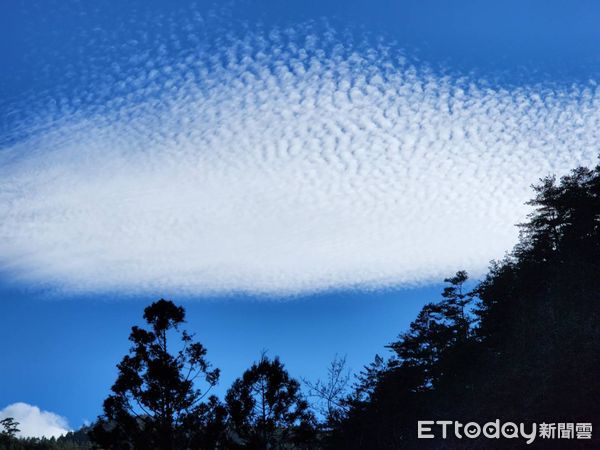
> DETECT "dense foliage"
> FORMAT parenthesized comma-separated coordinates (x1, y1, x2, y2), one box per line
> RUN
(329, 164, 600, 448)
(225, 354, 315, 448)
(0, 426, 93, 450)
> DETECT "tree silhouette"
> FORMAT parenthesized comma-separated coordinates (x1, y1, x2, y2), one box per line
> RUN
(1, 417, 20, 446)
(304, 355, 351, 429)
(90, 299, 223, 450)
(439, 270, 473, 342)
(225, 354, 315, 449)
(387, 272, 473, 392)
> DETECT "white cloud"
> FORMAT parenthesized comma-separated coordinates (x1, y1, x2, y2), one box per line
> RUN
(0, 403, 70, 439)
(0, 15, 598, 296)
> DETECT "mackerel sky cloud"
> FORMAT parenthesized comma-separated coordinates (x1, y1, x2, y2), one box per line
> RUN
(1, 4, 599, 295)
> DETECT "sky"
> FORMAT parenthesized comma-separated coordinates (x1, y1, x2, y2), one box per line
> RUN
(1, 0, 600, 438)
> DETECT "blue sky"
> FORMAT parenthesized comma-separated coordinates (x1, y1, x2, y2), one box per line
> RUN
(1, 0, 600, 438)
(0, 282, 441, 430)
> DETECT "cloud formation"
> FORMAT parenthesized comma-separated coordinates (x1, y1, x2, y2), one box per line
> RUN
(0, 403, 70, 439)
(0, 9, 599, 296)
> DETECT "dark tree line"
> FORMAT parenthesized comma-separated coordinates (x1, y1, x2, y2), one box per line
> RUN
(0, 420, 92, 450)
(3, 162, 598, 449)
(328, 164, 600, 448)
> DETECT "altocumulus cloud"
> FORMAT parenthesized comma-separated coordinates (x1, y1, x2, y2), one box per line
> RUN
(0, 403, 70, 439)
(0, 6, 599, 296)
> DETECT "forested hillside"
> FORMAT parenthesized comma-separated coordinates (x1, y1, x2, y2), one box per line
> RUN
(330, 164, 600, 448)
